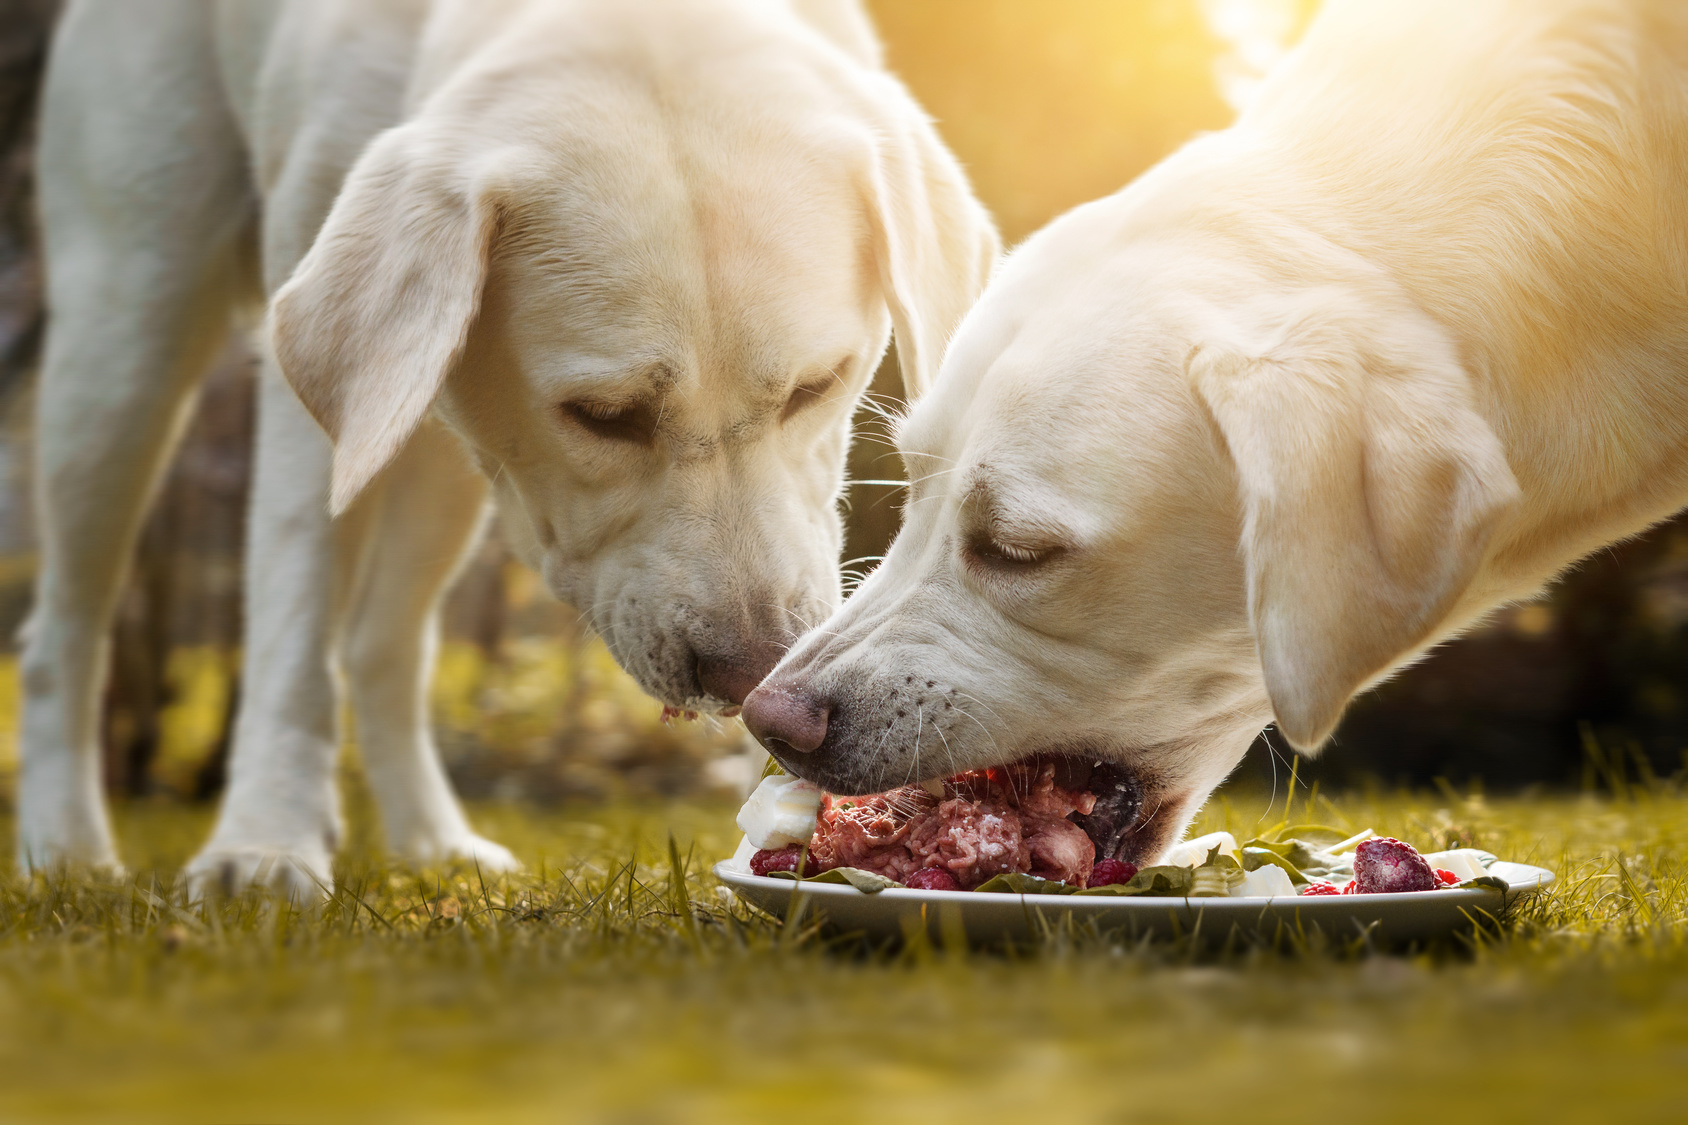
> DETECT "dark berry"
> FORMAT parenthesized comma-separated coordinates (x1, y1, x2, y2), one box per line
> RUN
(1300, 881, 1341, 896)
(750, 847, 819, 877)
(904, 867, 961, 891)
(1352, 837, 1439, 894)
(1435, 868, 1460, 886)
(1087, 859, 1139, 888)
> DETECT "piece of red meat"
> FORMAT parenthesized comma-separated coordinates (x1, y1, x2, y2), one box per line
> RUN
(906, 799, 1028, 888)
(806, 757, 1098, 890)
(1025, 817, 1096, 885)
(810, 789, 939, 883)
(904, 867, 962, 891)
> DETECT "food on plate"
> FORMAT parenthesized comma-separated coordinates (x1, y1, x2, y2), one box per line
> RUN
(749, 845, 820, 877)
(1425, 849, 1490, 883)
(731, 765, 1507, 899)
(736, 774, 825, 850)
(1350, 836, 1439, 893)
(904, 867, 962, 891)
(1161, 832, 1241, 868)
(805, 759, 1099, 889)
(1087, 859, 1138, 888)
(1232, 863, 1298, 898)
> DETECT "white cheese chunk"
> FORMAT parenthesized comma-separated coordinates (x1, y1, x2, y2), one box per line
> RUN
(735, 774, 824, 850)
(727, 834, 759, 873)
(1421, 849, 1488, 882)
(1230, 863, 1297, 898)
(1162, 831, 1241, 869)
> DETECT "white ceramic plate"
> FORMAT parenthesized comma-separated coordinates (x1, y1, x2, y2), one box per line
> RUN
(713, 860, 1556, 945)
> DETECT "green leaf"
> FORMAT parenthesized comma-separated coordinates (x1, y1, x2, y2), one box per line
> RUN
(1457, 875, 1509, 893)
(1240, 846, 1307, 883)
(1074, 865, 1196, 897)
(1243, 836, 1355, 881)
(1189, 853, 1245, 897)
(764, 867, 901, 894)
(973, 873, 1080, 896)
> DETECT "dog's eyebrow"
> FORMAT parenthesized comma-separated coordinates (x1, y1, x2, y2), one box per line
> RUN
(550, 359, 679, 397)
(961, 464, 998, 503)
(960, 468, 1076, 545)
(957, 469, 1008, 525)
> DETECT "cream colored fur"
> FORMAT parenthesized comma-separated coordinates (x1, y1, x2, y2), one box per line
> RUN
(20, 0, 995, 895)
(747, 0, 1688, 865)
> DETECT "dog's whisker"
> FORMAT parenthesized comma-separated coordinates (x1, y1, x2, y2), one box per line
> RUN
(934, 722, 960, 779)
(952, 690, 1007, 731)
(948, 701, 1002, 759)
(900, 703, 925, 788)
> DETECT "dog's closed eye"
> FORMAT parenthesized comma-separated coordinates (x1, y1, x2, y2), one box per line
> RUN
(781, 379, 834, 422)
(560, 400, 659, 444)
(964, 529, 1066, 571)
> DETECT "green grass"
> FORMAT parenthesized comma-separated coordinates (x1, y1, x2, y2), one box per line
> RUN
(0, 781, 1685, 1124)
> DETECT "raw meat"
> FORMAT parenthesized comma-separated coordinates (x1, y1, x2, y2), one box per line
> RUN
(808, 758, 1099, 889)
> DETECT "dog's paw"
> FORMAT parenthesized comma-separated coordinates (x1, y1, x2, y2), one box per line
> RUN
(18, 852, 128, 881)
(16, 823, 127, 879)
(405, 833, 522, 874)
(183, 842, 335, 903)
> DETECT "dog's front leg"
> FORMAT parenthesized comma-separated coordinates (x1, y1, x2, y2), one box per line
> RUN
(184, 372, 353, 901)
(338, 420, 517, 872)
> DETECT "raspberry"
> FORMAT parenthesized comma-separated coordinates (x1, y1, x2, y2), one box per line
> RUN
(750, 847, 819, 877)
(1352, 837, 1439, 894)
(1087, 859, 1139, 887)
(1300, 881, 1341, 896)
(1341, 880, 1361, 894)
(904, 867, 961, 891)
(1435, 868, 1460, 886)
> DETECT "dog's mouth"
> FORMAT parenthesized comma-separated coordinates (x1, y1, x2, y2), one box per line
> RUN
(775, 747, 1164, 867)
(1042, 753, 1155, 864)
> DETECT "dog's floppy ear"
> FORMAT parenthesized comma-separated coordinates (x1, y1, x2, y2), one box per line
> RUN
(1191, 291, 1519, 752)
(271, 123, 506, 514)
(863, 108, 999, 400)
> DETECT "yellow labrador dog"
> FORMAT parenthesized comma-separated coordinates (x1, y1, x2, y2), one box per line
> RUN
(22, 0, 995, 893)
(743, 0, 1687, 865)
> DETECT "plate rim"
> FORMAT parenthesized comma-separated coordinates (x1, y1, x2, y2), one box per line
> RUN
(711, 859, 1556, 910)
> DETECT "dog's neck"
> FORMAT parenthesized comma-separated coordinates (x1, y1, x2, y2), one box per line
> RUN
(1216, 1, 1688, 620)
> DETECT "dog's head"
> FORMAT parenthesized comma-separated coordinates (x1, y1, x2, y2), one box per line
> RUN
(269, 6, 997, 710)
(742, 190, 1518, 863)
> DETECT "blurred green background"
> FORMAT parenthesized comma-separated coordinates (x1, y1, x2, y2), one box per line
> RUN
(0, 0, 1684, 809)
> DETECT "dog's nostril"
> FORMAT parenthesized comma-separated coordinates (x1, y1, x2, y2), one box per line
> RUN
(741, 683, 829, 754)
